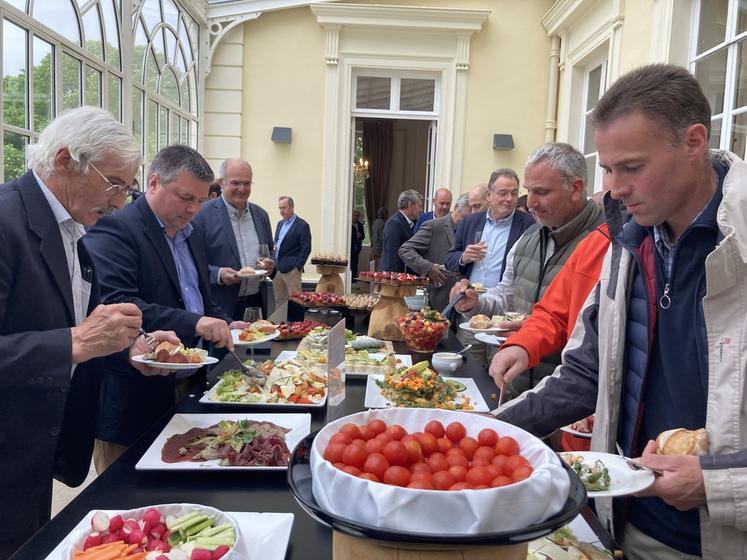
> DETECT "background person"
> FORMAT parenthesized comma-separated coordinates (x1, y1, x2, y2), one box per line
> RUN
(380, 189, 423, 272)
(272, 196, 311, 308)
(350, 209, 365, 280)
(413, 187, 452, 232)
(467, 183, 489, 213)
(370, 206, 388, 270)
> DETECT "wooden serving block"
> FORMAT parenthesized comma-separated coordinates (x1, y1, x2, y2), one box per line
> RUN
(315, 264, 345, 294)
(333, 532, 529, 560)
(367, 289, 413, 341)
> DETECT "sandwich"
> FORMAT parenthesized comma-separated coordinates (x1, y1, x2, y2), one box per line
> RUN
(656, 428, 708, 456)
(252, 319, 277, 334)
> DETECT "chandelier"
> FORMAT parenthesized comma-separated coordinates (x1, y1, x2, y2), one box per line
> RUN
(353, 157, 369, 183)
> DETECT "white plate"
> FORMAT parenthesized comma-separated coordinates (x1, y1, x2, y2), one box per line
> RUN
(200, 371, 328, 408)
(236, 269, 269, 278)
(131, 354, 218, 370)
(475, 332, 507, 346)
(560, 424, 593, 439)
(558, 451, 655, 498)
(458, 321, 509, 334)
(231, 328, 281, 346)
(136, 413, 311, 470)
(44, 509, 293, 560)
(275, 349, 413, 377)
(364, 374, 490, 412)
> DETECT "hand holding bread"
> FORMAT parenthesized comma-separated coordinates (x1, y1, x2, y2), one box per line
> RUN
(656, 428, 708, 456)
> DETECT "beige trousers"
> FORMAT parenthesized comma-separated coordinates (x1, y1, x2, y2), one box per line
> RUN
(622, 523, 701, 560)
(273, 268, 302, 307)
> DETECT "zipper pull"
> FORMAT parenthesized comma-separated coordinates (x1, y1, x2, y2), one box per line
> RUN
(659, 282, 671, 309)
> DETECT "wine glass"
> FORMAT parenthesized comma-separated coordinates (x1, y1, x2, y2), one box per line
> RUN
(256, 244, 272, 269)
(504, 286, 531, 319)
(243, 307, 263, 323)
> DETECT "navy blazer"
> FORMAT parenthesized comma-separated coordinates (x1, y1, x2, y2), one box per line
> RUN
(0, 171, 103, 545)
(192, 197, 274, 315)
(274, 215, 312, 273)
(84, 195, 232, 445)
(445, 209, 536, 280)
(380, 211, 414, 272)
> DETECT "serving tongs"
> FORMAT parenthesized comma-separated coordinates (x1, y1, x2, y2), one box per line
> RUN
(615, 442, 663, 475)
(440, 286, 473, 318)
(228, 350, 267, 386)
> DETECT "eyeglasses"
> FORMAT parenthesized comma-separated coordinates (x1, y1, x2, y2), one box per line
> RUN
(87, 161, 139, 197)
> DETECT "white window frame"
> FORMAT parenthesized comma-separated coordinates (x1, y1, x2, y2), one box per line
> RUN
(579, 59, 607, 194)
(352, 68, 440, 120)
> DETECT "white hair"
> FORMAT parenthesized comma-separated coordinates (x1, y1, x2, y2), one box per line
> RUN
(26, 106, 140, 178)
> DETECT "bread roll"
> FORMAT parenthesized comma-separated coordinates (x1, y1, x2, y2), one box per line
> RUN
(469, 314, 492, 329)
(252, 320, 276, 334)
(656, 428, 708, 456)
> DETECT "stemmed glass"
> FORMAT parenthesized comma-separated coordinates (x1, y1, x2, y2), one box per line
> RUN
(243, 307, 262, 357)
(257, 244, 272, 269)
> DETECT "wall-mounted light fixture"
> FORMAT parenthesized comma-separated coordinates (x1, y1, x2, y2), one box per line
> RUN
(493, 133, 514, 150)
(271, 127, 292, 143)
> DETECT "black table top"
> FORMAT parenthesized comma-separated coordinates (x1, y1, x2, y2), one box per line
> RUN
(12, 333, 612, 559)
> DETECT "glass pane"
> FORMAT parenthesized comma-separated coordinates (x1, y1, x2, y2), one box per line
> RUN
(731, 112, 747, 157)
(132, 88, 144, 157)
(735, 39, 747, 108)
(160, 67, 179, 103)
(82, 4, 104, 60)
(740, 0, 747, 35)
(696, 0, 728, 55)
(3, 20, 27, 128)
(180, 74, 190, 111)
(162, 0, 180, 31)
(140, 0, 161, 37)
(400, 78, 435, 111)
(84, 65, 101, 106)
(107, 72, 121, 119)
(583, 118, 596, 154)
(101, 0, 121, 70)
(356, 76, 391, 109)
(165, 28, 177, 66)
(147, 99, 157, 163)
(133, 19, 148, 84)
(187, 18, 198, 55)
(32, 36, 54, 132)
(62, 53, 81, 110)
(180, 116, 188, 143)
(3, 131, 27, 182)
(159, 105, 168, 148)
(586, 64, 603, 110)
(709, 116, 722, 149)
(170, 113, 179, 145)
(33, 0, 80, 45)
(179, 17, 194, 66)
(584, 154, 597, 196)
(694, 48, 728, 114)
(188, 72, 197, 115)
(5, 0, 27, 11)
(145, 47, 159, 92)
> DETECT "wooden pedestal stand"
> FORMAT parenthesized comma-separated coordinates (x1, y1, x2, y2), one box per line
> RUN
(315, 264, 346, 294)
(333, 532, 528, 560)
(367, 283, 419, 341)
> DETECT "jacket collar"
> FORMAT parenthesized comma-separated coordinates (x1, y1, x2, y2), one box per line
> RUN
(712, 150, 747, 264)
(133, 195, 182, 294)
(541, 198, 602, 248)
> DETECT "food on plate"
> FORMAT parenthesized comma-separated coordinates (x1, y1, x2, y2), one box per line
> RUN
(238, 265, 256, 275)
(290, 291, 346, 307)
(492, 312, 527, 323)
(656, 428, 708, 456)
(345, 351, 398, 374)
(344, 293, 379, 310)
(468, 314, 492, 329)
(146, 341, 208, 364)
(570, 415, 595, 434)
(237, 319, 277, 342)
(397, 308, 449, 352)
(358, 271, 429, 284)
(213, 358, 327, 405)
(161, 419, 291, 466)
(310, 252, 348, 266)
(528, 526, 612, 559)
(472, 282, 486, 293)
(561, 454, 611, 492)
(275, 320, 330, 340)
(322, 418, 533, 489)
(71, 506, 236, 558)
(349, 335, 385, 351)
(375, 361, 472, 410)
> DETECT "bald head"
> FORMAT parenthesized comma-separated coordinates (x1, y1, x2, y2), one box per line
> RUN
(468, 183, 488, 213)
(432, 188, 452, 218)
(219, 158, 254, 211)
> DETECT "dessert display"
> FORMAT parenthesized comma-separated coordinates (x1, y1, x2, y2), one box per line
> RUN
(358, 271, 429, 285)
(310, 252, 348, 266)
(374, 361, 472, 410)
(290, 291, 346, 307)
(344, 293, 379, 310)
(396, 308, 449, 352)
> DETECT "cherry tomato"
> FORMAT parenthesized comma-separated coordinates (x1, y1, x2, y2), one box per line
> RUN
(368, 419, 387, 435)
(477, 428, 499, 448)
(471, 457, 491, 467)
(510, 465, 534, 483)
(448, 482, 473, 491)
(329, 433, 352, 445)
(424, 420, 445, 439)
(383, 465, 411, 487)
(432, 470, 457, 490)
(341, 465, 362, 476)
(340, 423, 362, 441)
(490, 475, 513, 488)
(323, 442, 347, 464)
(458, 437, 479, 460)
(473, 446, 496, 463)
(410, 461, 432, 474)
(383, 441, 409, 466)
(358, 472, 379, 482)
(363, 452, 390, 480)
(446, 451, 469, 468)
(492, 454, 509, 474)
(365, 438, 384, 455)
(486, 464, 502, 479)
(342, 443, 367, 468)
(474, 484, 490, 490)
(374, 432, 394, 447)
(386, 424, 407, 441)
(402, 438, 424, 464)
(445, 422, 467, 443)
(448, 465, 467, 483)
(407, 480, 434, 490)
(465, 466, 493, 487)
(495, 436, 520, 457)
(415, 432, 439, 457)
(358, 425, 374, 441)
(410, 471, 434, 485)
(333, 462, 346, 470)
(436, 437, 454, 454)
(504, 454, 530, 475)
(426, 453, 449, 473)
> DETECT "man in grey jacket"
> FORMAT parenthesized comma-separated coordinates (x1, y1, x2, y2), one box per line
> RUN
(497, 64, 747, 560)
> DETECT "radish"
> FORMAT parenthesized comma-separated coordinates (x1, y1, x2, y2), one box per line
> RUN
(109, 514, 124, 533)
(212, 544, 230, 559)
(190, 549, 212, 560)
(91, 511, 110, 532)
(143, 508, 162, 527)
(82, 533, 103, 550)
(102, 533, 122, 544)
(150, 522, 167, 539)
(125, 527, 145, 545)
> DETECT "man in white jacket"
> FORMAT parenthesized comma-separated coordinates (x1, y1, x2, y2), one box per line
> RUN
(497, 64, 747, 559)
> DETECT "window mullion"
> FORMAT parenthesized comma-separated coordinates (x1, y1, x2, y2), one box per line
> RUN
(722, 41, 739, 151)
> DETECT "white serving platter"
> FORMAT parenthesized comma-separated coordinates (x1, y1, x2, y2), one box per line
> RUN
(364, 374, 490, 412)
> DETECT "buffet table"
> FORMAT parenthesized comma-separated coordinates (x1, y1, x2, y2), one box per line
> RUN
(11, 333, 616, 560)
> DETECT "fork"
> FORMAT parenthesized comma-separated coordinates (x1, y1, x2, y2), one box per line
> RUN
(615, 442, 663, 474)
(139, 328, 158, 351)
(227, 350, 267, 386)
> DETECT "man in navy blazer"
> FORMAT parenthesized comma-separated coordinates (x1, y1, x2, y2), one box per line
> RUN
(446, 169, 535, 285)
(0, 107, 174, 558)
(273, 196, 312, 307)
(380, 189, 423, 272)
(192, 158, 274, 320)
(85, 145, 243, 472)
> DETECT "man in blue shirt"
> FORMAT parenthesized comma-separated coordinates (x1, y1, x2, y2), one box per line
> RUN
(273, 196, 312, 308)
(413, 187, 453, 232)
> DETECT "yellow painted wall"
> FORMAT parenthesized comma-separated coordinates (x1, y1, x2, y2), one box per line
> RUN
(619, 0, 655, 73)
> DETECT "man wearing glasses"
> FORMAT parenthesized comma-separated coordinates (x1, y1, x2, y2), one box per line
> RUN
(0, 106, 175, 558)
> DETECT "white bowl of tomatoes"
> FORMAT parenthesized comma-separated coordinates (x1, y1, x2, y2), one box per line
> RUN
(310, 408, 569, 535)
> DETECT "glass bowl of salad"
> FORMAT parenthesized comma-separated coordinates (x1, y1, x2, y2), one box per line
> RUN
(397, 308, 449, 353)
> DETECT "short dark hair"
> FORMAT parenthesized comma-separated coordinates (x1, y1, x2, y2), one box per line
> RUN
(208, 182, 222, 196)
(487, 168, 520, 191)
(592, 64, 711, 145)
(279, 195, 294, 207)
(149, 145, 214, 185)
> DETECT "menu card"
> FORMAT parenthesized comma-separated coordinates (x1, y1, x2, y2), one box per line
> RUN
(326, 319, 347, 422)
